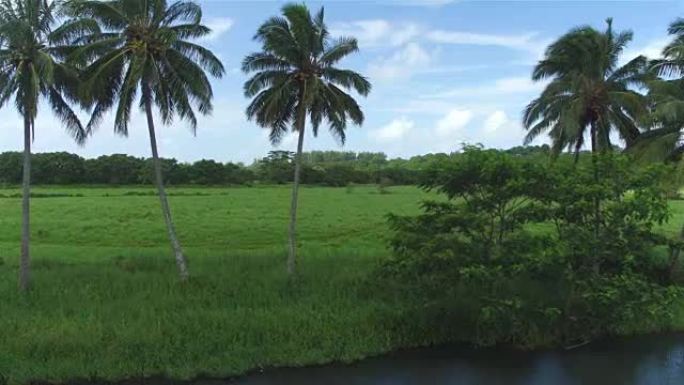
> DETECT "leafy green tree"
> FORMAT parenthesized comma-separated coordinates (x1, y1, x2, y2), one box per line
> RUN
(384, 148, 677, 347)
(243, 3, 370, 275)
(257, 151, 294, 184)
(190, 159, 226, 184)
(33, 152, 86, 184)
(0, 0, 88, 291)
(524, 18, 646, 158)
(85, 154, 144, 184)
(69, 0, 225, 280)
(224, 162, 254, 185)
(0, 152, 23, 184)
(138, 157, 180, 185)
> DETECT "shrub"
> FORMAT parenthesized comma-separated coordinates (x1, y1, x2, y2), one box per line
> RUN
(381, 147, 682, 347)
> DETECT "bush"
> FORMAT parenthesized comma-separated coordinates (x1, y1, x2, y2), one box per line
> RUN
(381, 147, 682, 347)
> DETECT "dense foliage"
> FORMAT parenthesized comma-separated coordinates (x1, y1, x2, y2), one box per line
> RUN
(382, 147, 683, 347)
(0, 146, 554, 187)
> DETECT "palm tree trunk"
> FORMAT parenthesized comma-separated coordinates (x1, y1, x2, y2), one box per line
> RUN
(668, 223, 684, 282)
(143, 89, 189, 281)
(288, 118, 306, 276)
(19, 116, 31, 292)
(287, 82, 308, 276)
(590, 122, 600, 276)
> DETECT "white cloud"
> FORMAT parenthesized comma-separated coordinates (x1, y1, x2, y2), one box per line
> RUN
(333, 19, 545, 58)
(278, 132, 298, 149)
(201, 17, 234, 41)
(426, 30, 548, 59)
(391, 24, 422, 47)
(331, 20, 389, 47)
(331, 20, 420, 48)
(483, 110, 508, 134)
(435, 109, 473, 138)
(478, 110, 528, 148)
(370, 117, 414, 141)
(368, 42, 433, 80)
(622, 37, 669, 62)
(423, 76, 544, 99)
(428, 30, 532, 47)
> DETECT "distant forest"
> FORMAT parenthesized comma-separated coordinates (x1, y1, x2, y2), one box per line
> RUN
(0, 145, 552, 186)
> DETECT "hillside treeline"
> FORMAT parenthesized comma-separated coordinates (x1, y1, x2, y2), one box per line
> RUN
(0, 145, 553, 186)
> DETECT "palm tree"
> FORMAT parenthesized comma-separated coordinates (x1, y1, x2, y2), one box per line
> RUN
(0, 0, 89, 291)
(627, 80, 684, 161)
(630, 18, 684, 161)
(523, 18, 646, 158)
(652, 18, 684, 79)
(628, 19, 684, 280)
(67, 0, 224, 281)
(243, 3, 370, 276)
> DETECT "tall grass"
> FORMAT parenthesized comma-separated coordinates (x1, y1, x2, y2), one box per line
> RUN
(0, 252, 419, 384)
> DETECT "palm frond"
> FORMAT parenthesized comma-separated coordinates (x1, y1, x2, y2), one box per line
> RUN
(319, 37, 358, 65)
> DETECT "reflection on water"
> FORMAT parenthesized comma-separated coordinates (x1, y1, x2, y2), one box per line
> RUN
(228, 335, 684, 385)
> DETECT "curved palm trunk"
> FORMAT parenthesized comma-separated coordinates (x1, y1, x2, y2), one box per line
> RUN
(143, 90, 189, 281)
(19, 116, 31, 292)
(287, 82, 308, 277)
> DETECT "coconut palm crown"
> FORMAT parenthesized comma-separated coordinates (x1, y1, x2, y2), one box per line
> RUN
(243, 3, 370, 145)
(523, 18, 647, 158)
(0, 0, 87, 143)
(66, 0, 224, 134)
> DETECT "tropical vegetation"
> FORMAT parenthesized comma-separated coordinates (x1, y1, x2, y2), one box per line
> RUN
(2, 0, 684, 384)
(0, 148, 542, 186)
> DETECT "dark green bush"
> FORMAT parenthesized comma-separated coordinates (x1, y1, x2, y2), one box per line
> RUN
(382, 147, 682, 347)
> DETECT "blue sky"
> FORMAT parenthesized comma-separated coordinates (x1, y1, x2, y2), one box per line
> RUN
(0, 0, 681, 163)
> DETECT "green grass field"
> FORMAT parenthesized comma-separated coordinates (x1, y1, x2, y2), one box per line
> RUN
(0, 185, 428, 264)
(0, 185, 435, 384)
(1, 185, 683, 384)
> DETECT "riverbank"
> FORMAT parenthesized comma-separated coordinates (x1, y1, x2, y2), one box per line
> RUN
(1, 253, 683, 385)
(0, 253, 408, 384)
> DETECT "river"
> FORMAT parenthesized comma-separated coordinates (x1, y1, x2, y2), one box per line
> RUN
(227, 334, 684, 385)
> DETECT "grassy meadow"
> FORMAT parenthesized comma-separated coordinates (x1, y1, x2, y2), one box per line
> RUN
(1, 184, 684, 384)
(0, 185, 434, 384)
(0, 185, 428, 263)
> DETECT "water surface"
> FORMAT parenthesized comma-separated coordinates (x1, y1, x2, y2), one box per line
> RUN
(229, 335, 684, 385)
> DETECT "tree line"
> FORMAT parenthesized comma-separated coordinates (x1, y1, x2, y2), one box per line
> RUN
(0, 147, 552, 186)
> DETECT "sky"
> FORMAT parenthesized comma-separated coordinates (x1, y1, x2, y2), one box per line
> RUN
(0, 0, 681, 164)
